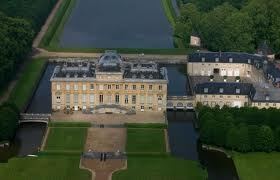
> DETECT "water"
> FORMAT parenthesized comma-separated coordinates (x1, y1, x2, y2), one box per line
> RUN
(26, 63, 56, 113)
(167, 111, 198, 160)
(59, 0, 174, 48)
(167, 110, 239, 180)
(164, 64, 192, 96)
(15, 123, 47, 156)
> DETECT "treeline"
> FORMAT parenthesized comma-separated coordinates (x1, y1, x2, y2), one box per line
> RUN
(0, 0, 56, 142)
(0, 103, 19, 143)
(197, 104, 280, 152)
(0, 0, 56, 89)
(175, 0, 280, 53)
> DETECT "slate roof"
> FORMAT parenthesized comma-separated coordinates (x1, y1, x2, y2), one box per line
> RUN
(195, 82, 256, 99)
(188, 52, 265, 64)
(266, 62, 280, 80)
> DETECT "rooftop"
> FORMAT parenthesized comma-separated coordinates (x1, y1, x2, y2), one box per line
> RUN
(189, 52, 265, 64)
(195, 82, 256, 99)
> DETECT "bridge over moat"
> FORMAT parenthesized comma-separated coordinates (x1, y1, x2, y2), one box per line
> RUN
(19, 113, 51, 124)
(167, 96, 195, 110)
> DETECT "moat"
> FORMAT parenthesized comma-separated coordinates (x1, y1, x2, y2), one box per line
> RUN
(0, 63, 239, 180)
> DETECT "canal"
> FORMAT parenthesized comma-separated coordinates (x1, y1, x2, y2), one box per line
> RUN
(166, 64, 239, 180)
(59, 0, 174, 48)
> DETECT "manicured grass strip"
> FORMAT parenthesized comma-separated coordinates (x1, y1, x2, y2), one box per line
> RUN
(161, 0, 176, 27)
(125, 123, 167, 129)
(8, 59, 46, 110)
(0, 156, 91, 180)
(48, 122, 91, 127)
(113, 156, 207, 180)
(45, 46, 193, 55)
(40, 0, 76, 48)
(126, 129, 166, 153)
(233, 152, 280, 180)
(45, 128, 87, 151)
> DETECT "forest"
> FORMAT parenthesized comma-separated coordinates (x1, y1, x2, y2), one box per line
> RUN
(0, 0, 56, 142)
(197, 104, 280, 152)
(176, 0, 280, 53)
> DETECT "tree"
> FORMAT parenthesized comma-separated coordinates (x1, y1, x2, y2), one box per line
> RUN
(256, 126, 274, 152)
(274, 127, 280, 151)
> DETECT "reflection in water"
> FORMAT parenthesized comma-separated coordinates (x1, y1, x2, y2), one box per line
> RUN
(15, 123, 47, 157)
(167, 110, 239, 180)
(26, 64, 56, 113)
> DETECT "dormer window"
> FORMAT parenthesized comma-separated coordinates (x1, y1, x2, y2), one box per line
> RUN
(204, 88, 208, 93)
(236, 88, 240, 94)
(248, 59, 251, 64)
(201, 57, 205, 62)
(215, 57, 219, 62)
(229, 58, 233, 63)
(219, 88, 224, 93)
(265, 95, 270, 101)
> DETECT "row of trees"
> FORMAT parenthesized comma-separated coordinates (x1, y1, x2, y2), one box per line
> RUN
(0, 103, 19, 142)
(175, 0, 280, 54)
(197, 104, 280, 152)
(0, 0, 56, 142)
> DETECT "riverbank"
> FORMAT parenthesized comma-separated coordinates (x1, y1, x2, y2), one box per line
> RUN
(7, 59, 47, 111)
(232, 152, 280, 180)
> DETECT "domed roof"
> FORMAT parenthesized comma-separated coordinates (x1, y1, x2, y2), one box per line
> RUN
(98, 50, 122, 67)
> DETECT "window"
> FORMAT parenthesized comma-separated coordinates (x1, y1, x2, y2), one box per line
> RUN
(229, 58, 233, 63)
(204, 95, 207, 98)
(236, 96, 239, 98)
(99, 94, 103, 104)
(125, 95, 129, 104)
(141, 106, 144, 110)
(236, 88, 240, 94)
(133, 85, 136, 90)
(115, 94, 119, 104)
(90, 84, 94, 90)
(215, 57, 219, 62)
(82, 84, 86, 91)
(65, 94, 70, 103)
(201, 57, 205, 62)
(56, 96, 61, 103)
(90, 95, 94, 103)
(56, 84, 61, 90)
(108, 85, 111, 89)
(220, 95, 223, 98)
(82, 94, 86, 103)
(74, 94, 78, 103)
(74, 84, 78, 90)
(159, 85, 162, 90)
(265, 103, 269, 106)
(141, 85, 144, 90)
(227, 96, 231, 98)
(132, 95, 136, 104)
(204, 88, 208, 93)
(140, 95, 145, 103)
(116, 85, 119, 89)
(125, 84, 128, 90)
(219, 88, 224, 93)
(132, 106, 135, 109)
(66, 84, 70, 91)
(148, 96, 153, 104)
(149, 85, 152, 90)
(258, 102, 261, 106)
(149, 107, 153, 110)
(273, 103, 276, 106)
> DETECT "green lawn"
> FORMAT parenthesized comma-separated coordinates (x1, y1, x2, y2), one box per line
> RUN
(44, 128, 87, 151)
(233, 152, 280, 180)
(8, 59, 46, 110)
(126, 128, 166, 153)
(113, 156, 207, 180)
(0, 156, 91, 180)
